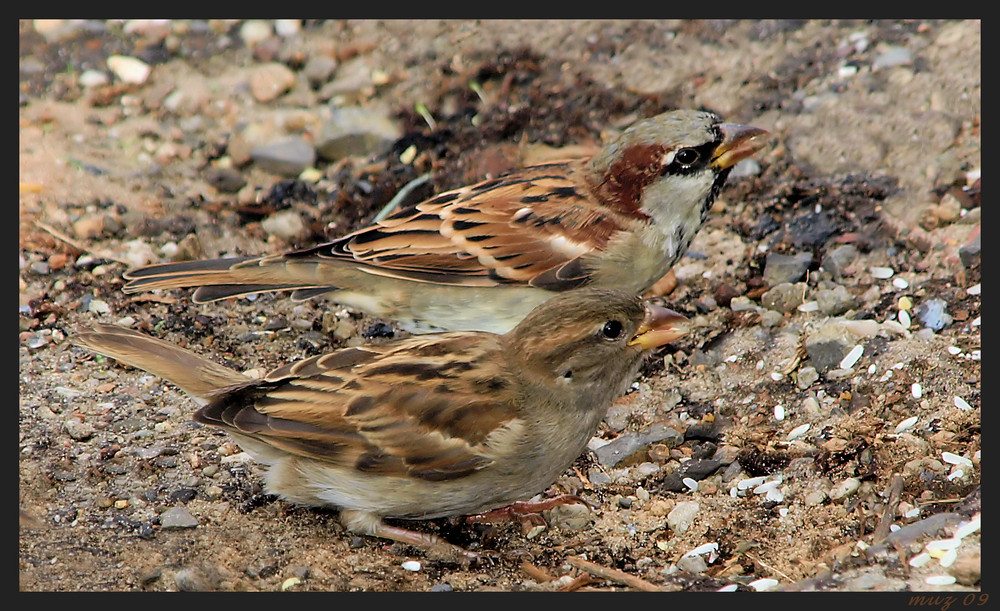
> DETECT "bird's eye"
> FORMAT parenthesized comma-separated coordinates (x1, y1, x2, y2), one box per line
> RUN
(674, 148, 700, 166)
(601, 320, 624, 340)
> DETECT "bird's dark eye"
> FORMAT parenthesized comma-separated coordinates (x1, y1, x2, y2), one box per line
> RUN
(601, 320, 624, 340)
(674, 148, 700, 166)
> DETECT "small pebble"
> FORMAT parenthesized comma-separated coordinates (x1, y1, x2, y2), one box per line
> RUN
(401, 560, 421, 572)
(911, 383, 922, 399)
(839, 344, 864, 369)
(895, 416, 918, 433)
(898, 310, 911, 329)
(107, 55, 152, 84)
(774, 404, 785, 421)
(892, 277, 909, 290)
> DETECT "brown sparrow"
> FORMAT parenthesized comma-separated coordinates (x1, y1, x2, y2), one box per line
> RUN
(121, 109, 766, 333)
(74, 288, 689, 561)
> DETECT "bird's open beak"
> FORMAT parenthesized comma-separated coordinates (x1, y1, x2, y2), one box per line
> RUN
(710, 123, 769, 170)
(629, 304, 690, 350)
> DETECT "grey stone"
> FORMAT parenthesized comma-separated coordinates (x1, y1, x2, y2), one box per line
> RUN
(250, 136, 316, 176)
(761, 282, 807, 313)
(676, 553, 709, 574)
(821, 244, 859, 278)
(160, 506, 199, 529)
(914, 298, 953, 331)
(805, 321, 855, 372)
(64, 419, 95, 441)
(593, 423, 683, 467)
(763, 252, 813, 285)
(815, 285, 857, 316)
(667, 501, 700, 534)
(303, 55, 338, 88)
(315, 106, 400, 161)
(959, 231, 981, 268)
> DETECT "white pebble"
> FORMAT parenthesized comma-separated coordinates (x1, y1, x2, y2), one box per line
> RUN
(941, 452, 973, 467)
(871, 266, 895, 279)
(966, 283, 981, 296)
(716, 584, 739, 592)
(894, 416, 919, 433)
(908, 552, 932, 567)
(400, 560, 421, 571)
(925, 575, 956, 586)
(779, 508, 788, 517)
(892, 277, 910, 290)
(774, 405, 785, 421)
(868, 364, 877, 375)
(787, 423, 810, 441)
(898, 310, 911, 329)
(911, 383, 922, 399)
(765, 488, 785, 503)
(106, 55, 152, 84)
(947, 346, 962, 355)
(839, 345, 864, 369)
(682, 477, 699, 492)
(748, 578, 779, 591)
(953, 396, 973, 411)
(770, 372, 784, 381)
(946, 469, 964, 481)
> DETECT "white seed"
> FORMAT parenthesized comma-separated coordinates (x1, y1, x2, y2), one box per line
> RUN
(895, 416, 919, 433)
(400, 560, 421, 571)
(955, 516, 981, 540)
(971, 317, 980, 327)
(947, 346, 962, 355)
(904, 507, 921, 519)
(953, 396, 973, 411)
(908, 552, 932, 567)
(941, 452, 973, 467)
(753, 480, 780, 495)
(749, 578, 779, 591)
(893, 277, 910, 290)
(926, 538, 962, 552)
(765, 487, 785, 503)
(797, 300, 819, 312)
(898, 309, 911, 329)
(774, 405, 785, 421)
(737, 476, 768, 490)
(966, 283, 981, 295)
(889, 524, 900, 532)
(871, 266, 894, 279)
(868, 364, 877, 374)
(685, 542, 719, 557)
(939, 548, 958, 568)
(911, 383, 922, 398)
(770, 372, 784, 381)
(779, 508, 788, 517)
(682, 477, 699, 492)
(839, 345, 864, 369)
(280, 577, 301, 591)
(925, 575, 956, 586)
(946, 469, 964, 481)
(716, 584, 739, 592)
(787, 423, 810, 441)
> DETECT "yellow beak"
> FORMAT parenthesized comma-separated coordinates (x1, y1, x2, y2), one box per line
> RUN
(710, 123, 769, 170)
(628, 304, 690, 350)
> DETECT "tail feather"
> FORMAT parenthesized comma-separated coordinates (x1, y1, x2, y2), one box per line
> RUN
(73, 324, 250, 401)
(122, 256, 334, 303)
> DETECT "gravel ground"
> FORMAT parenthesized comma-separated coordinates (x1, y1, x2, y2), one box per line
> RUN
(19, 19, 980, 593)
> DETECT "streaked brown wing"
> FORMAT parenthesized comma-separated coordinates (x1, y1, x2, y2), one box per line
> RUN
(195, 334, 521, 481)
(285, 162, 630, 290)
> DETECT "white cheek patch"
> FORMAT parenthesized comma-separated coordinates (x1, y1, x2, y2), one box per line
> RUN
(661, 150, 676, 166)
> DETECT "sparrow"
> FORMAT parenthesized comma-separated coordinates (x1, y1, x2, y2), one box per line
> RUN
(73, 288, 689, 561)
(121, 109, 766, 334)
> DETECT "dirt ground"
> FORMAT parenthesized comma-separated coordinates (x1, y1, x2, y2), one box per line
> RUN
(19, 20, 981, 592)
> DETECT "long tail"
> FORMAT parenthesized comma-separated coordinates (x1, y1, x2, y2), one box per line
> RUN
(73, 324, 250, 401)
(121, 256, 335, 303)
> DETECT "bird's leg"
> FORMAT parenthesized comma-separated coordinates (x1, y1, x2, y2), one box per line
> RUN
(465, 494, 593, 530)
(339, 509, 481, 564)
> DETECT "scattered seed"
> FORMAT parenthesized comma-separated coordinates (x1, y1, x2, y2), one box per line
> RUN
(898, 310, 911, 329)
(839, 345, 864, 369)
(925, 575, 956, 586)
(946, 469, 964, 481)
(281, 577, 301, 591)
(893, 277, 909, 290)
(911, 383, 922, 398)
(797, 300, 819, 312)
(401, 560, 421, 571)
(682, 477, 699, 492)
(871, 266, 894, 279)
(909, 552, 932, 567)
(787, 423, 810, 441)
(685, 542, 719, 557)
(966, 283, 981, 296)
(953, 396, 973, 411)
(716, 584, 739, 592)
(868, 364, 877, 374)
(749, 578, 779, 591)
(947, 346, 962, 355)
(927, 539, 962, 552)
(942, 452, 973, 467)
(955, 516, 981, 540)
(774, 405, 785, 421)
(737, 476, 768, 491)
(895, 416, 919, 433)
(904, 507, 921, 519)
(940, 549, 958, 567)
(770, 371, 784, 381)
